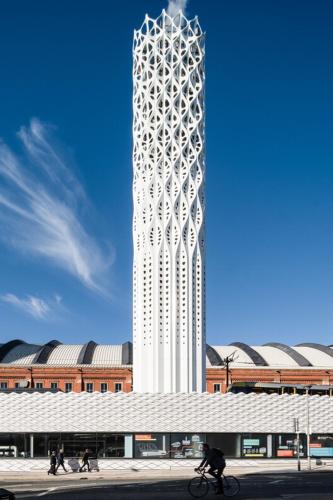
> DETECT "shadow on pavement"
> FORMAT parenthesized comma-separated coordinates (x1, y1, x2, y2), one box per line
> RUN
(13, 470, 333, 500)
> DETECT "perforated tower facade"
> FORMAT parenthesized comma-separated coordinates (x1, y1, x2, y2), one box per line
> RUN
(132, 10, 206, 392)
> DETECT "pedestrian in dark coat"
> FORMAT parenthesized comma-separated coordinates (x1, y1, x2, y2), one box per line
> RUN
(48, 451, 57, 475)
(79, 449, 91, 472)
(55, 448, 67, 473)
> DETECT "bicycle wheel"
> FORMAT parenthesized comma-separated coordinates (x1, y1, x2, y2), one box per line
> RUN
(223, 475, 240, 496)
(188, 476, 209, 498)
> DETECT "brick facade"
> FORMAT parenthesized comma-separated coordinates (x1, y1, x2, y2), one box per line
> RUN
(0, 365, 332, 393)
(206, 368, 333, 393)
(0, 366, 133, 393)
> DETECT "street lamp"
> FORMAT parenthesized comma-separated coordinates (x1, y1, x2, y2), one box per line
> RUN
(293, 417, 301, 471)
(304, 385, 312, 470)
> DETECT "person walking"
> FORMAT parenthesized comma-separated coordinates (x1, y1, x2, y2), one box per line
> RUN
(55, 448, 67, 473)
(48, 451, 57, 475)
(79, 449, 91, 472)
(195, 443, 226, 495)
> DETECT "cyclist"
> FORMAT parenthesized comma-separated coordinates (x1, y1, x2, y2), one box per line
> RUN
(195, 443, 226, 495)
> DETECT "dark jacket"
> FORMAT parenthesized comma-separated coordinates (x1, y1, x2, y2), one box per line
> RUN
(199, 448, 226, 469)
(50, 455, 56, 466)
(82, 452, 90, 462)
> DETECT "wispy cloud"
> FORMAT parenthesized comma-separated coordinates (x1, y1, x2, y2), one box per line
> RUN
(167, 0, 188, 17)
(0, 118, 113, 296)
(1, 293, 51, 320)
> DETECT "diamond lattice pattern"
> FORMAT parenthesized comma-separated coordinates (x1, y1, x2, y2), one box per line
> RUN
(132, 11, 206, 392)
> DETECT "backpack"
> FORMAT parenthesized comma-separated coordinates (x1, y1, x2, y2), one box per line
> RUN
(212, 447, 224, 459)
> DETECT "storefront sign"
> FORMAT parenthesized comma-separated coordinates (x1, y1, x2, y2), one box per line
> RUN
(135, 434, 155, 441)
(243, 439, 260, 447)
(310, 448, 333, 457)
(244, 453, 264, 457)
(277, 449, 294, 457)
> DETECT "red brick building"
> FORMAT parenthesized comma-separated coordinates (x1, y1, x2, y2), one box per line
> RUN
(1, 339, 333, 394)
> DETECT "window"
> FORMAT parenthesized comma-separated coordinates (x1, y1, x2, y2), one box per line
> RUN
(65, 383, 72, 393)
(0, 382, 8, 389)
(0, 433, 31, 458)
(15, 383, 20, 388)
(35, 382, 43, 389)
(34, 433, 61, 457)
(274, 434, 306, 458)
(134, 434, 169, 458)
(115, 383, 122, 393)
(213, 384, 221, 393)
(50, 382, 58, 390)
(97, 434, 132, 458)
(242, 434, 267, 457)
(31, 433, 133, 458)
(208, 433, 240, 458)
(309, 435, 333, 458)
(170, 434, 205, 459)
(86, 383, 93, 393)
(100, 383, 108, 393)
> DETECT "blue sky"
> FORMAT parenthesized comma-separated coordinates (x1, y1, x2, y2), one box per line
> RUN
(0, 0, 332, 347)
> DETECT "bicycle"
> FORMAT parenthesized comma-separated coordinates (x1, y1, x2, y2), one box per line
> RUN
(188, 468, 240, 498)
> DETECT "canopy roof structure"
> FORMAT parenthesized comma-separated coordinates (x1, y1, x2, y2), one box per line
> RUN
(1, 340, 333, 369)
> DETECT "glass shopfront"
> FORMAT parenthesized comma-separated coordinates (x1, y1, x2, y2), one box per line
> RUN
(170, 434, 205, 459)
(241, 434, 268, 457)
(274, 434, 306, 458)
(34, 433, 132, 458)
(97, 434, 132, 458)
(0, 432, 319, 459)
(0, 434, 30, 458)
(34, 433, 61, 457)
(309, 435, 333, 457)
(208, 433, 241, 458)
(134, 434, 169, 458)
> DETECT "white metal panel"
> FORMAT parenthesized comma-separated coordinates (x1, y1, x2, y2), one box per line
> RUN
(0, 392, 332, 434)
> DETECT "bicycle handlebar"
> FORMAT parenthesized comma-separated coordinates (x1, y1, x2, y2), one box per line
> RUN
(195, 467, 207, 474)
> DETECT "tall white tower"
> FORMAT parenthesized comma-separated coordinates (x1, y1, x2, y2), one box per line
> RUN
(132, 9, 206, 392)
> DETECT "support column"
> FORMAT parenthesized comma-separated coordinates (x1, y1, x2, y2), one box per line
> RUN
(267, 434, 272, 458)
(124, 434, 133, 458)
(236, 434, 241, 458)
(30, 434, 34, 458)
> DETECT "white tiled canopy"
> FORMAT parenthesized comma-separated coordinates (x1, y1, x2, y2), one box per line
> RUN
(0, 392, 332, 434)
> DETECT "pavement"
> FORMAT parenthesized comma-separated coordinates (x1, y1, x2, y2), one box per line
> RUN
(1, 464, 333, 499)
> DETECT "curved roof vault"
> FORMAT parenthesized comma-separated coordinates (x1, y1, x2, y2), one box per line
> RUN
(1, 340, 333, 369)
(206, 345, 224, 366)
(263, 342, 312, 367)
(0, 340, 26, 362)
(1, 341, 41, 365)
(34, 340, 62, 364)
(229, 342, 268, 367)
(77, 341, 97, 365)
(297, 343, 333, 359)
